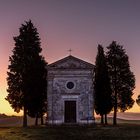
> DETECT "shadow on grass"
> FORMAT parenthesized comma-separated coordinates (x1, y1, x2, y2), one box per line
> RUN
(0, 124, 140, 140)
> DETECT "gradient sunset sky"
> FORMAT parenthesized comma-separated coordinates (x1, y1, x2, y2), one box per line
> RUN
(0, 0, 140, 115)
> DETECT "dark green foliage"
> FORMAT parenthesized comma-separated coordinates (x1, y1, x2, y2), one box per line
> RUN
(94, 45, 112, 124)
(106, 41, 135, 125)
(6, 20, 47, 126)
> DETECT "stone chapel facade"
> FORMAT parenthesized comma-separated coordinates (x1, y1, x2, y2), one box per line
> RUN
(47, 55, 95, 124)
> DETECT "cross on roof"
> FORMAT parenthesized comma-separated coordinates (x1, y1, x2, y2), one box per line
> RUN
(68, 49, 72, 55)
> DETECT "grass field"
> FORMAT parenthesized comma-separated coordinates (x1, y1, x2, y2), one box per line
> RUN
(0, 124, 140, 140)
(0, 117, 140, 140)
(0, 123, 140, 140)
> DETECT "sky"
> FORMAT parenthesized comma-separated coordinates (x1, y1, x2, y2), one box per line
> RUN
(0, 0, 140, 115)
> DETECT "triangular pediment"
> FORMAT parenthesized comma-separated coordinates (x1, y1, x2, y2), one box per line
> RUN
(48, 55, 94, 69)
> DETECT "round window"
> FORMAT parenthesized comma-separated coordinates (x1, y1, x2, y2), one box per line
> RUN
(66, 82, 74, 89)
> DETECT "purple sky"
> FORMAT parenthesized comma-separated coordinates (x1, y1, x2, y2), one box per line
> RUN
(0, 0, 140, 115)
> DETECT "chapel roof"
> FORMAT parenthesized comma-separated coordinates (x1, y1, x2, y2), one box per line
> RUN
(48, 55, 94, 69)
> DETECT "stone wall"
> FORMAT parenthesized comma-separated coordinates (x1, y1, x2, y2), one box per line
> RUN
(47, 69, 95, 124)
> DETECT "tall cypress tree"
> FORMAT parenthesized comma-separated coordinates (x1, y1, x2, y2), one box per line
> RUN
(94, 45, 112, 124)
(27, 56, 47, 125)
(106, 41, 135, 125)
(6, 20, 47, 127)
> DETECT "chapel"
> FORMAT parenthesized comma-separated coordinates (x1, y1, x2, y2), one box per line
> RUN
(47, 55, 95, 124)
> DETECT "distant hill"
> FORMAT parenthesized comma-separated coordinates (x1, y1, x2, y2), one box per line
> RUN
(0, 115, 37, 126)
(0, 113, 9, 118)
(0, 112, 140, 126)
(108, 112, 140, 120)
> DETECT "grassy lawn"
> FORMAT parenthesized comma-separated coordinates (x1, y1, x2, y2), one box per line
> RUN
(0, 123, 140, 140)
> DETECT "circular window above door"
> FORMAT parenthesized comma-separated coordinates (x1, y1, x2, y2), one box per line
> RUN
(66, 81, 75, 89)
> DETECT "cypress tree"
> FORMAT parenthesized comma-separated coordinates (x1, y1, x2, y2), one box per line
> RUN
(94, 45, 112, 124)
(106, 41, 135, 125)
(6, 20, 47, 127)
(27, 56, 47, 125)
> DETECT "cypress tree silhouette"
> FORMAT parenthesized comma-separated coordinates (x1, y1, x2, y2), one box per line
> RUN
(94, 45, 112, 124)
(106, 41, 135, 125)
(6, 20, 47, 127)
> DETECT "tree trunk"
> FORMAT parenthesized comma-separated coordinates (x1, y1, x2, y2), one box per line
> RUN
(35, 114, 38, 126)
(105, 114, 108, 125)
(41, 115, 44, 125)
(23, 106, 27, 127)
(101, 115, 104, 124)
(113, 66, 117, 125)
(113, 91, 117, 125)
(113, 106, 117, 125)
